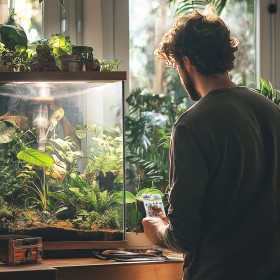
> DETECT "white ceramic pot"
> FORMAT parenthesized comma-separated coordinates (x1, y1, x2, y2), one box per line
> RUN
(126, 232, 154, 249)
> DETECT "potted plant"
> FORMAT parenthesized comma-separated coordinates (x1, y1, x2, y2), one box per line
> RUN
(254, 77, 280, 105)
(113, 177, 165, 249)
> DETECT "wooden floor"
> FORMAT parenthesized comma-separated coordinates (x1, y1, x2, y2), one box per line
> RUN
(0, 257, 184, 280)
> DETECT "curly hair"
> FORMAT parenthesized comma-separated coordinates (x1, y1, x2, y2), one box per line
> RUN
(154, 7, 239, 75)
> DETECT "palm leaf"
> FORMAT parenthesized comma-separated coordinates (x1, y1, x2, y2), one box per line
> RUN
(169, 0, 228, 16)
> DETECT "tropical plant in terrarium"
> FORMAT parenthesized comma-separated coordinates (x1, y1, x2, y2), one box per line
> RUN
(75, 123, 124, 192)
(69, 182, 123, 230)
(1, 136, 122, 234)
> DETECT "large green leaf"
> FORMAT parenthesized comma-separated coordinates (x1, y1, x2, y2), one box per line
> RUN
(0, 121, 16, 143)
(112, 191, 136, 204)
(17, 148, 54, 167)
(135, 188, 163, 201)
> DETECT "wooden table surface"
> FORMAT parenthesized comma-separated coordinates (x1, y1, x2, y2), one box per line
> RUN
(0, 257, 184, 280)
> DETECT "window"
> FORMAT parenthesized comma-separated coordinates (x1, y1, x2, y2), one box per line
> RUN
(0, 0, 8, 24)
(129, 0, 257, 94)
(220, 0, 256, 88)
(1, 0, 42, 43)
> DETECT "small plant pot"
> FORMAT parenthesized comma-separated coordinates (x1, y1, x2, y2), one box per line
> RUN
(126, 232, 153, 249)
(59, 55, 80, 72)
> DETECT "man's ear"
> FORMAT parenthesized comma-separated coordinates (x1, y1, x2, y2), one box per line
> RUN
(182, 56, 192, 72)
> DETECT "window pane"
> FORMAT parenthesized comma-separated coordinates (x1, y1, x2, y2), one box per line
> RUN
(0, 0, 8, 23)
(129, 0, 256, 93)
(220, 0, 256, 87)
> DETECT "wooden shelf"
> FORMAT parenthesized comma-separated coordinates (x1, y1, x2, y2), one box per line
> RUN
(0, 71, 127, 83)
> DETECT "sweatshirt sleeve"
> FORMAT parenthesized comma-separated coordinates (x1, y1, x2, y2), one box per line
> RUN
(163, 124, 209, 253)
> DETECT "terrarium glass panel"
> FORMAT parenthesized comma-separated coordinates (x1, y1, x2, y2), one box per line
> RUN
(0, 80, 125, 242)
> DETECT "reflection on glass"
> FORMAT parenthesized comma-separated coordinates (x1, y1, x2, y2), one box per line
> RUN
(9, 0, 42, 42)
(0, 81, 125, 242)
(221, 0, 256, 87)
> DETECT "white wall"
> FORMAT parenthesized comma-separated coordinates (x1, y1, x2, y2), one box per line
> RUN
(257, 0, 280, 89)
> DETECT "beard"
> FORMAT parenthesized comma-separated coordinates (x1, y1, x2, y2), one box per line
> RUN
(179, 67, 201, 101)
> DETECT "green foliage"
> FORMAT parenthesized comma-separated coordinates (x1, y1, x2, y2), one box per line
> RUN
(84, 124, 123, 181)
(48, 34, 72, 55)
(125, 88, 185, 190)
(29, 34, 72, 61)
(0, 43, 29, 71)
(17, 148, 54, 167)
(0, 129, 37, 204)
(99, 58, 120, 72)
(72, 206, 122, 230)
(254, 77, 280, 106)
(36, 207, 67, 225)
(113, 181, 164, 231)
(167, 0, 228, 16)
(113, 187, 164, 205)
(0, 101, 124, 231)
(0, 197, 14, 233)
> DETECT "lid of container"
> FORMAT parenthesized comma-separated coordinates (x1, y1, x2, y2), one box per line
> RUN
(72, 46, 93, 54)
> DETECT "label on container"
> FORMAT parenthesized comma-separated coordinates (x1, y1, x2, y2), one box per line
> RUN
(142, 194, 165, 217)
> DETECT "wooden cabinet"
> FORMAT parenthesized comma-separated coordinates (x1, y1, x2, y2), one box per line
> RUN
(0, 258, 183, 280)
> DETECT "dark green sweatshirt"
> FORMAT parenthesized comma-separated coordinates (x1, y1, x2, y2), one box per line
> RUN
(164, 87, 280, 280)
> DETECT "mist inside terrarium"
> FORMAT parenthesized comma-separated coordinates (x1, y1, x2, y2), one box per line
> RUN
(0, 82, 124, 242)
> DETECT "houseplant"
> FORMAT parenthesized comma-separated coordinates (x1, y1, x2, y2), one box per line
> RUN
(254, 77, 280, 105)
(113, 176, 165, 248)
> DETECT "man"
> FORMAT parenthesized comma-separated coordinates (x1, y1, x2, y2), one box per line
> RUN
(142, 6, 280, 280)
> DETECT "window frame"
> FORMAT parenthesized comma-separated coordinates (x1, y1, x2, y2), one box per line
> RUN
(256, 0, 280, 89)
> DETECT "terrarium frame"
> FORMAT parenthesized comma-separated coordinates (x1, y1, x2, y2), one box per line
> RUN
(0, 71, 127, 251)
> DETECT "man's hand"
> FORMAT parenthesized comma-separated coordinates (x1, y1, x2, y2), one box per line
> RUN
(142, 212, 170, 246)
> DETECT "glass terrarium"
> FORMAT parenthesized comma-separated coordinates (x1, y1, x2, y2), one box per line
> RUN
(0, 72, 126, 250)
